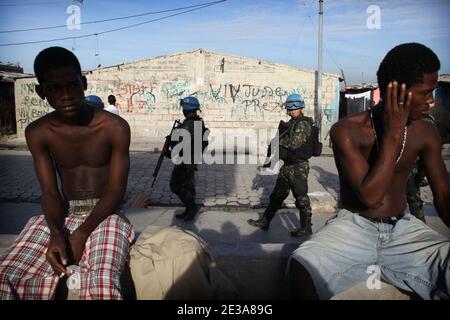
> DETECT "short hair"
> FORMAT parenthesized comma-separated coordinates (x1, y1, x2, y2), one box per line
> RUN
(33, 46, 82, 84)
(377, 43, 440, 97)
(108, 95, 116, 105)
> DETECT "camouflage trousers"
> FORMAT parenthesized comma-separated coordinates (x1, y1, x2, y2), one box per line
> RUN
(406, 160, 426, 222)
(267, 161, 312, 218)
(170, 164, 197, 208)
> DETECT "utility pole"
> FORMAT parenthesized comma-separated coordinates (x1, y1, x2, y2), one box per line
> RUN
(316, 0, 323, 141)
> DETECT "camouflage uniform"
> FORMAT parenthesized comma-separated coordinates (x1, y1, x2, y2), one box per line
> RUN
(248, 116, 313, 237)
(406, 115, 436, 223)
(406, 161, 426, 222)
(169, 115, 205, 220)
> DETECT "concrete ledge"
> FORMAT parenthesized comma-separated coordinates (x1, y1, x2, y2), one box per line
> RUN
(1, 204, 448, 299)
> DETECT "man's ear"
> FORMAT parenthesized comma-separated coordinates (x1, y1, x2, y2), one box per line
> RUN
(82, 75, 87, 90)
(35, 84, 45, 100)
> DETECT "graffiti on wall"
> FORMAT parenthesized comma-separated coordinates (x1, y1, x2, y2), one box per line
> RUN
(200, 83, 311, 120)
(16, 82, 52, 129)
(16, 72, 339, 142)
(87, 80, 195, 114)
(85, 78, 315, 120)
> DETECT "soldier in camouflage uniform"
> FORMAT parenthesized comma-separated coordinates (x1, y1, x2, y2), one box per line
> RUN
(247, 93, 313, 237)
(406, 114, 437, 223)
(166, 96, 207, 221)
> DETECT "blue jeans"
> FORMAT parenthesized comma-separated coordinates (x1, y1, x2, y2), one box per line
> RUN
(288, 209, 450, 299)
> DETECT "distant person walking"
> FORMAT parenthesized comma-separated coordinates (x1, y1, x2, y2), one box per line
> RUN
(105, 95, 120, 115)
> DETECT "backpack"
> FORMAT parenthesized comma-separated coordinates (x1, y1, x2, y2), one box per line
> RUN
(310, 120, 323, 157)
(280, 117, 322, 161)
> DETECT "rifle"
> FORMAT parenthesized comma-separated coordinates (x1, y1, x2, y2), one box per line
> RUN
(262, 120, 290, 167)
(152, 119, 182, 188)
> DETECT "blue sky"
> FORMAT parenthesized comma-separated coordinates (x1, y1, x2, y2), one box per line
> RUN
(0, 0, 449, 84)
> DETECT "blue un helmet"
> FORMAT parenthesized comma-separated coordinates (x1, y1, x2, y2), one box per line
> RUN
(284, 93, 305, 110)
(85, 95, 104, 109)
(180, 96, 200, 111)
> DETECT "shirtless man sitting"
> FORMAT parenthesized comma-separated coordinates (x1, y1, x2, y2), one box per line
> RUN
(0, 47, 134, 299)
(288, 43, 449, 300)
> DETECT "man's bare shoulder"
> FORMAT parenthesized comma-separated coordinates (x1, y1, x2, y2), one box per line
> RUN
(97, 110, 129, 130)
(24, 112, 57, 142)
(95, 110, 130, 140)
(408, 118, 441, 147)
(410, 117, 437, 131)
(330, 111, 369, 142)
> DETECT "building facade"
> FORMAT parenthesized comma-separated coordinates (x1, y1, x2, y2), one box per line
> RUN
(14, 49, 341, 150)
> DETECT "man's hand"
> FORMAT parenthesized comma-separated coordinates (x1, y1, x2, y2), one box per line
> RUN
(384, 81, 412, 140)
(46, 232, 68, 276)
(68, 229, 89, 264)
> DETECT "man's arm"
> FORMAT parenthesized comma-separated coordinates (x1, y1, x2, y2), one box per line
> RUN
(330, 82, 411, 208)
(25, 122, 68, 275)
(70, 118, 131, 262)
(420, 122, 450, 227)
(331, 124, 397, 208)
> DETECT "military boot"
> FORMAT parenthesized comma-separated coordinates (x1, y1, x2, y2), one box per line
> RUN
(290, 211, 312, 237)
(183, 203, 199, 221)
(175, 195, 192, 219)
(247, 204, 277, 231)
(175, 209, 188, 219)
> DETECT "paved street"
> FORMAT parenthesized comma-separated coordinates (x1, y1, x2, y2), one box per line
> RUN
(1, 146, 449, 300)
(1, 147, 447, 210)
(0, 149, 341, 211)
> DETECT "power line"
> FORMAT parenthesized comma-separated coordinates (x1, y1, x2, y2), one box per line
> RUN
(0, 0, 225, 33)
(302, 0, 343, 73)
(0, 1, 226, 47)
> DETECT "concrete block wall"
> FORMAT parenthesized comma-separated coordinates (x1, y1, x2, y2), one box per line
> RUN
(14, 49, 340, 149)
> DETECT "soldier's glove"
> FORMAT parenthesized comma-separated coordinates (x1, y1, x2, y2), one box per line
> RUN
(278, 120, 289, 135)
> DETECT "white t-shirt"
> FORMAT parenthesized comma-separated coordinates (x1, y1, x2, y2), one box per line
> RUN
(104, 104, 119, 115)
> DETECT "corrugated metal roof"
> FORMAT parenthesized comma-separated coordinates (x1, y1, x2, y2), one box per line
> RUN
(344, 83, 378, 90)
(0, 70, 33, 82)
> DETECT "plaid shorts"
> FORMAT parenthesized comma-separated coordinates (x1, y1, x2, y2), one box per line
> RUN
(0, 199, 135, 300)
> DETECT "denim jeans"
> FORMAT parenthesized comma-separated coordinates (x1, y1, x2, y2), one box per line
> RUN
(288, 209, 450, 299)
